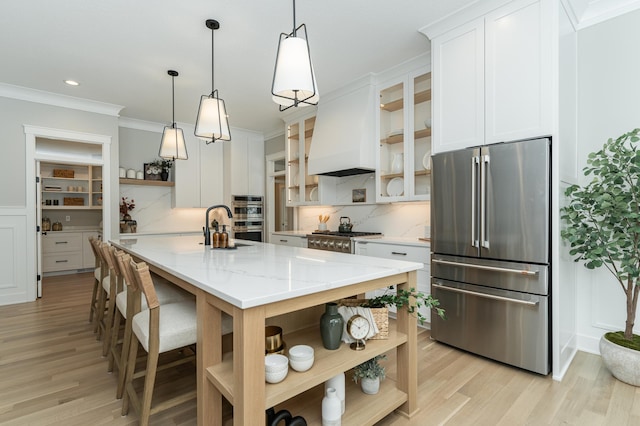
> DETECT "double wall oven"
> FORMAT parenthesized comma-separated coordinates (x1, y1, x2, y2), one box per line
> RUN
(232, 195, 264, 242)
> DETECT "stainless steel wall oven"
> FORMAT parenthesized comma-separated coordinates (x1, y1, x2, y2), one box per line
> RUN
(232, 195, 263, 242)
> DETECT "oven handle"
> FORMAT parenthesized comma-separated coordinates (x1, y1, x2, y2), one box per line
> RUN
(432, 283, 538, 306)
(431, 259, 538, 276)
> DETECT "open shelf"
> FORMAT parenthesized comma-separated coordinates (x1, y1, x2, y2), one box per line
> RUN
(205, 320, 407, 411)
(119, 178, 174, 187)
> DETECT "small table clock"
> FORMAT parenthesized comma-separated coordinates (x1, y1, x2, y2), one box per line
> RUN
(346, 313, 370, 351)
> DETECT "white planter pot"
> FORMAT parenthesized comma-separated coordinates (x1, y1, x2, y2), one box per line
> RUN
(599, 334, 640, 386)
(360, 377, 380, 395)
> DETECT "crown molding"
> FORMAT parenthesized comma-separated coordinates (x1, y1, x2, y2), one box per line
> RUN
(0, 82, 124, 117)
(118, 116, 165, 133)
(561, 0, 640, 30)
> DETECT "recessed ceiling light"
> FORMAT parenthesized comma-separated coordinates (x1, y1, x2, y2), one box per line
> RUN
(64, 80, 80, 86)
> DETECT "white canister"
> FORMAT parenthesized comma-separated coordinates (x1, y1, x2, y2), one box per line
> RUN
(136, 170, 144, 180)
(321, 387, 341, 426)
(119, 167, 126, 178)
(126, 169, 136, 179)
(325, 373, 345, 414)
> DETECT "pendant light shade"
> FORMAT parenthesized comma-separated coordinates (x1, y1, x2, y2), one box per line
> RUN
(159, 70, 188, 160)
(195, 19, 231, 144)
(271, 0, 319, 111)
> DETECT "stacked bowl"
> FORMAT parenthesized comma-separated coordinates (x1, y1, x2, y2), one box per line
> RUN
(288, 345, 314, 372)
(265, 354, 289, 383)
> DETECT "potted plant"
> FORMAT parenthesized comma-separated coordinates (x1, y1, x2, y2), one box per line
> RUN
(362, 287, 445, 325)
(560, 128, 640, 386)
(352, 355, 386, 394)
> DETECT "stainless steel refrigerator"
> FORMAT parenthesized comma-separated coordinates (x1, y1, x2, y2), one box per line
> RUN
(430, 137, 550, 375)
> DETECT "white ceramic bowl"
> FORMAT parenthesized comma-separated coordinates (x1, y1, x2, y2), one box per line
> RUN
(289, 356, 314, 372)
(265, 354, 289, 373)
(288, 345, 314, 361)
(265, 367, 288, 384)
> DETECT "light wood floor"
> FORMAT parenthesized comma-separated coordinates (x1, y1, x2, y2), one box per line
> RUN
(1, 273, 639, 425)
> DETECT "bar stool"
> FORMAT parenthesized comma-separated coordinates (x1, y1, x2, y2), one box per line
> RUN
(93, 241, 112, 339)
(121, 259, 198, 426)
(106, 247, 194, 398)
(87, 236, 104, 325)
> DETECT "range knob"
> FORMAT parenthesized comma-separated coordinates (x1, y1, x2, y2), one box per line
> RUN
(321, 240, 329, 249)
(328, 241, 335, 249)
(335, 241, 343, 250)
(343, 241, 351, 252)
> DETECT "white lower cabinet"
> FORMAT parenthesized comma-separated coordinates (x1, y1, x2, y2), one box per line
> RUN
(42, 232, 83, 272)
(270, 233, 308, 248)
(354, 240, 431, 324)
(43, 230, 100, 273)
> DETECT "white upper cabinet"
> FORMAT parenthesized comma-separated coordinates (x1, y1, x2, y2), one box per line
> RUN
(432, 19, 485, 153)
(431, 0, 553, 153)
(485, 0, 553, 144)
(376, 69, 432, 202)
(173, 134, 224, 208)
(224, 129, 265, 197)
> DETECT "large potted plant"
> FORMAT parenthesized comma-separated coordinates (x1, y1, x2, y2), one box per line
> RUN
(560, 128, 640, 386)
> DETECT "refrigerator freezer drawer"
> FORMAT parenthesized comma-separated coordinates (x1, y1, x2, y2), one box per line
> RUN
(431, 254, 548, 295)
(431, 279, 549, 375)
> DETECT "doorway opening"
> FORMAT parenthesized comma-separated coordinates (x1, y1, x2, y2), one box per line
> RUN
(25, 126, 111, 299)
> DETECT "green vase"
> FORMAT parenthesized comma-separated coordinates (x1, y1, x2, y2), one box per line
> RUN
(320, 302, 343, 350)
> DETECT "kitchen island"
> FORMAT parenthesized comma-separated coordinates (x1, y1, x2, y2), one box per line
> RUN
(111, 234, 422, 425)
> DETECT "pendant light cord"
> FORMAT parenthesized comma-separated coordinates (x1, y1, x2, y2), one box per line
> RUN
(171, 74, 176, 126)
(292, 0, 297, 37)
(211, 26, 215, 94)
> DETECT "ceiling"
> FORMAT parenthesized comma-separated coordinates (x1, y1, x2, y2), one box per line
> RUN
(0, 0, 478, 136)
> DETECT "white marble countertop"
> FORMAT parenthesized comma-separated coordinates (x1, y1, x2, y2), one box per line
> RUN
(110, 234, 422, 309)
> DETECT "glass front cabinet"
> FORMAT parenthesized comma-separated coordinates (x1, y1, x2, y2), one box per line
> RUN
(376, 69, 432, 202)
(286, 114, 320, 206)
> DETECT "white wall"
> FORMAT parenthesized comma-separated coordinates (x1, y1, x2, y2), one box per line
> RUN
(0, 95, 119, 305)
(575, 8, 640, 353)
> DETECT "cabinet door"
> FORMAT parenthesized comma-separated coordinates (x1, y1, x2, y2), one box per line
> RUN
(485, 0, 552, 144)
(376, 76, 408, 202)
(227, 130, 265, 197)
(200, 141, 224, 206)
(432, 19, 484, 154)
(173, 135, 201, 208)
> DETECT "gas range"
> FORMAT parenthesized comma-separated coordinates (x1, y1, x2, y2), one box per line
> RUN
(306, 231, 382, 253)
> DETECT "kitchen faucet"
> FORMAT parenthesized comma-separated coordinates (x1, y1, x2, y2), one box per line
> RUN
(204, 204, 233, 245)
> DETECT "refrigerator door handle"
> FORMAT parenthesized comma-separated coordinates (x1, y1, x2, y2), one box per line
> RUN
(432, 258, 539, 276)
(471, 156, 479, 247)
(433, 283, 539, 306)
(481, 154, 490, 248)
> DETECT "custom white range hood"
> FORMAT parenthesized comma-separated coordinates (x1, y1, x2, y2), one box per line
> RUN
(307, 82, 376, 177)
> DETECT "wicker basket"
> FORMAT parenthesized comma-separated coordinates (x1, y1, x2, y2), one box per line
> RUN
(337, 299, 388, 340)
(63, 197, 84, 206)
(53, 169, 74, 178)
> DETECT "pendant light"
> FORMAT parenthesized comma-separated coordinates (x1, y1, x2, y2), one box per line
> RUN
(195, 19, 231, 144)
(271, 0, 319, 111)
(159, 70, 188, 160)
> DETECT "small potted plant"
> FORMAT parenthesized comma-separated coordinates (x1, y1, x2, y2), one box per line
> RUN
(561, 128, 640, 386)
(352, 355, 386, 394)
(362, 287, 445, 325)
